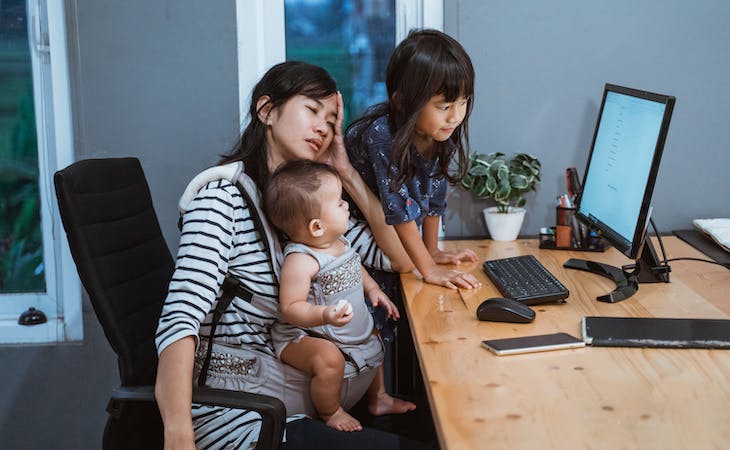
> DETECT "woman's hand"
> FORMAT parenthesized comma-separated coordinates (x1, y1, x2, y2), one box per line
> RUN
(431, 248, 479, 266)
(367, 288, 400, 320)
(422, 267, 481, 290)
(318, 92, 354, 177)
(164, 427, 196, 450)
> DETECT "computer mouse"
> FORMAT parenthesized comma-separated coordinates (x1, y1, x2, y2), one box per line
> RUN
(476, 297, 536, 323)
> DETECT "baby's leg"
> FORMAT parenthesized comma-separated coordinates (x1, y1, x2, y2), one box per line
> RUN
(280, 336, 362, 432)
(367, 364, 417, 416)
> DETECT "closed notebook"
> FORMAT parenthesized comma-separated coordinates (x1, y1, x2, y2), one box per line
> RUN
(582, 316, 730, 349)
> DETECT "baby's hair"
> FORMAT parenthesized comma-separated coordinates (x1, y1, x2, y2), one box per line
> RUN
(264, 159, 340, 238)
(347, 29, 475, 189)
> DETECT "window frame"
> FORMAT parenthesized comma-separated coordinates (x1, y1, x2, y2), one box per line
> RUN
(0, 0, 81, 345)
(234, 0, 443, 128)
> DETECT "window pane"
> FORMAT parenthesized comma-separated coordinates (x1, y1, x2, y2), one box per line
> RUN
(285, 0, 395, 126)
(0, 0, 45, 293)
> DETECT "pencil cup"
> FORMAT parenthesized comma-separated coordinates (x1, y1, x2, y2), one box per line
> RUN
(556, 206, 576, 227)
(555, 225, 572, 247)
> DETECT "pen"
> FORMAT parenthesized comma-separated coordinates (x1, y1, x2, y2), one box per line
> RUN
(567, 167, 582, 204)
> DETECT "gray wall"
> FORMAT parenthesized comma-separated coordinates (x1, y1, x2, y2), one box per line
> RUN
(3, 1, 729, 448)
(444, 0, 730, 238)
(69, 0, 240, 251)
(0, 1, 240, 448)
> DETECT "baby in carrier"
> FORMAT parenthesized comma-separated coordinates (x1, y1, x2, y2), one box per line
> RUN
(265, 159, 416, 431)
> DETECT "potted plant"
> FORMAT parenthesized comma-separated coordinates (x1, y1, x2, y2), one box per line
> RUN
(460, 152, 541, 241)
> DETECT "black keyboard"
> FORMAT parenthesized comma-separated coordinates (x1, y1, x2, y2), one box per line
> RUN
(482, 255, 569, 305)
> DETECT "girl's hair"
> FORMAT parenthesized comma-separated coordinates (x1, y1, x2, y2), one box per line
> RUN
(263, 159, 340, 239)
(347, 29, 475, 189)
(220, 61, 338, 190)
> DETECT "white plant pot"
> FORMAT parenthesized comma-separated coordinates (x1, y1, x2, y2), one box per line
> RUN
(483, 206, 526, 241)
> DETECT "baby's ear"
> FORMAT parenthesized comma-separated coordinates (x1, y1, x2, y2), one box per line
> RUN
(308, 219, 324, 238)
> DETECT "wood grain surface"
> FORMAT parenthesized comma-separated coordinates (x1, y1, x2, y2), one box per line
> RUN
(400, 237, 730, 450)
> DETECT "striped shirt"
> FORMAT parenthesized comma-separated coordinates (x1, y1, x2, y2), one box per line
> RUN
(155, 173, 391, 448)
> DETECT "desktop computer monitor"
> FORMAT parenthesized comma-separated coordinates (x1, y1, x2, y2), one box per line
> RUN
(564, 83, 675, 303)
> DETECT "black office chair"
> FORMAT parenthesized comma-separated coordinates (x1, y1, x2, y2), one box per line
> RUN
(54, 157, 285, 450)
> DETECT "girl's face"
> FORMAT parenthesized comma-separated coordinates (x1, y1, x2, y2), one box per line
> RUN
(412, 94, 468, 154)
(261, 94, 338, 171)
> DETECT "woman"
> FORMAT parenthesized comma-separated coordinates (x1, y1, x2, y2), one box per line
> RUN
(154, 61, 429, 449)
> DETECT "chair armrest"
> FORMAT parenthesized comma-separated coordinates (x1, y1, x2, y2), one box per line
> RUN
(110, 385, 286, 450)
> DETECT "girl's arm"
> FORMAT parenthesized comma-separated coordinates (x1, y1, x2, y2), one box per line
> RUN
(279, 253, 352, 327)
(155, 336, 196, 449)
(394, 220, 481, 290)
(320, 93, 414, 273)
(422, 215, 479, 265)
(340, 168, 413, 273)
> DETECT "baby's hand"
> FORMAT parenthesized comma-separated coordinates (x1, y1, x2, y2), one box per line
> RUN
(324, 299, 353, 327)
(368, 289, 400, 320)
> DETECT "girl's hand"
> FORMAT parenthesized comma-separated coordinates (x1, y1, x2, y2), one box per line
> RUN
(318, 92, 352, 177)
(423, 267, 481, 290)
(323, 300, 353, 327)
(431, 248, 479, 266)
(368, 288, 400, 320)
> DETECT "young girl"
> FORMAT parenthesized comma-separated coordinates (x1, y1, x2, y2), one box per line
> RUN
(264, 159, 416, 432)
(346, 29, 481, 290)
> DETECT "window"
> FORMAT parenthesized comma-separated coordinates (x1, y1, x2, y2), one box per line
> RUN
(0, 0, 80, 344)
(285, 0, 396, 125)
(235, 0, 442, 126)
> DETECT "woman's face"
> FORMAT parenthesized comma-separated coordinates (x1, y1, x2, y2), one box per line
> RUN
(263, 94, 338, 171)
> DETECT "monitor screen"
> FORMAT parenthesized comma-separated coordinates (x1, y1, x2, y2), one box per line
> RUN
(577, 84, 675, 259)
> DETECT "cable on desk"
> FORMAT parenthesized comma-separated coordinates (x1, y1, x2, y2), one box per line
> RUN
(664, 257, 730, 269)
(651, 218, 730, 269)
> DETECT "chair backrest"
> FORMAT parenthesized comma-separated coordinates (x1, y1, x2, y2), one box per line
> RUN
(54, 157, 174, 386)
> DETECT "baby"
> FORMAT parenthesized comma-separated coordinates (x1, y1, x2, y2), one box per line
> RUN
(264, 159, 415, 431)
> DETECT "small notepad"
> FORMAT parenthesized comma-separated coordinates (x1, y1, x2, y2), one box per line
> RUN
(693, 218, 730, 253)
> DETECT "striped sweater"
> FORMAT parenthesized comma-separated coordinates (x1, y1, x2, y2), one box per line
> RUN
(155, 169, 391, 448)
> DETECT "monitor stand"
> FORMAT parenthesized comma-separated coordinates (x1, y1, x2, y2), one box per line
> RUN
(563, 235, 671, 303)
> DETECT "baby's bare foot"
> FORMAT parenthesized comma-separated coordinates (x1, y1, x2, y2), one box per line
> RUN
(368, 393, 417, 416)
(322, 406, 362, 432)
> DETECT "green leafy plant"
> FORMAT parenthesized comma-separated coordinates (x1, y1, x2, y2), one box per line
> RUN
(460, 152, 541, 213)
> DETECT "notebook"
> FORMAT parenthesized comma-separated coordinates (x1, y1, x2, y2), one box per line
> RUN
(582, 316, 730, 349)
(693, 218, 730, 253)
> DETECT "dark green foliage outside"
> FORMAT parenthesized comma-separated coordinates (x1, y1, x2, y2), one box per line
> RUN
(0, 75, 45, 293)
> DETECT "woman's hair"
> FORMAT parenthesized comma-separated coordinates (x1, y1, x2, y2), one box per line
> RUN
(263, 159, 340, 239)
(220, 61, 338, 190)
(347, 29, 475, 189)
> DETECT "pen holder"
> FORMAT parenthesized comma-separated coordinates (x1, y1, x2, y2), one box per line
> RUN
(556, 207, 576, 247)
(539, 206, 606, 252)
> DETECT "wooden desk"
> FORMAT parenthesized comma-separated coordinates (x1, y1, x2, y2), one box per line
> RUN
(400, 237, 730, 450)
